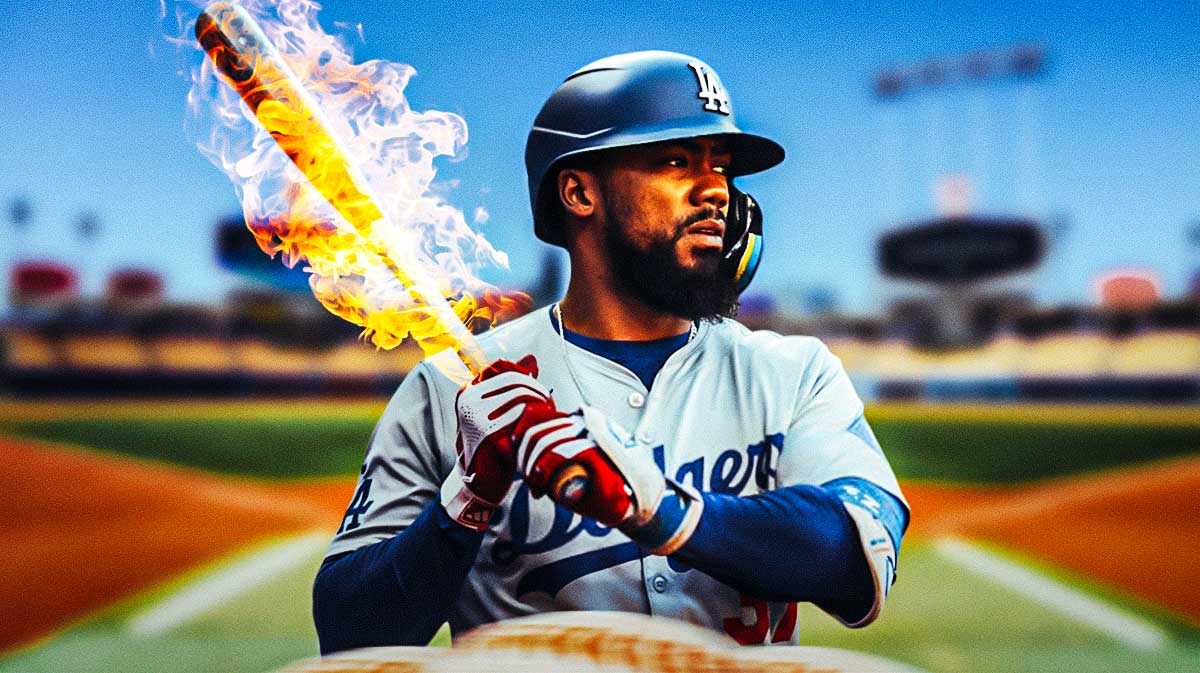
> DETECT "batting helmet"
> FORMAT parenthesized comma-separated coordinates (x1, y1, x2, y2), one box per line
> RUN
(525, 51, 785, 284)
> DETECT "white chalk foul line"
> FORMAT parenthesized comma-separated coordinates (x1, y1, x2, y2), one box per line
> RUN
(934, 537, 1169, 652)
(127, 531, 328, 637)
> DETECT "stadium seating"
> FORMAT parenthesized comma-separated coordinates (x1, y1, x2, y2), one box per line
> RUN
(2, 329, 59, 370)
(1108, 331, 1200, 377)
(1018, 331, 1113, 378)
(149, 337, 235, 373)
(61, 334, 149, 372)
(823, 336, 879, 374)
(233, 340, 322, 377)
(2, 297, 1194, 400)
(862, 339, 932, 380)
(317, 340, 425, 377)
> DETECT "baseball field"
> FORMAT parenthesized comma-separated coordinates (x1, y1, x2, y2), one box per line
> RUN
(0, 399, 1197, 673)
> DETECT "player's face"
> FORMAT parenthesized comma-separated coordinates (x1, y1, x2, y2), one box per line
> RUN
(600, 138, 732, 272)
(595, 138, 741, 321)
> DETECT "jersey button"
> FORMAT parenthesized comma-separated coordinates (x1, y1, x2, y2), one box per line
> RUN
(627, 392, 645, 408)
(650, 575, 668, 593)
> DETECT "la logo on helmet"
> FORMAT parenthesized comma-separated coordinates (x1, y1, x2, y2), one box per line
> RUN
(688, 62, 730, 115)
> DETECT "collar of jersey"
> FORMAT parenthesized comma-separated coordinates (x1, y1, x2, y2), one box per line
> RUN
(544, 308, 709, 389)
(548, 310, 689, 350)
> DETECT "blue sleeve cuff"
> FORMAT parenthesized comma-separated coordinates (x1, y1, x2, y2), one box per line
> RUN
(821, 477, 909, 555)
(621, 481, 705, 555)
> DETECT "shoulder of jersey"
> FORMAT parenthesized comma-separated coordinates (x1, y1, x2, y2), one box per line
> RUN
(706, 318, 836, 371)
(420, 307, 554, 380)
(472, 307, 553, 353)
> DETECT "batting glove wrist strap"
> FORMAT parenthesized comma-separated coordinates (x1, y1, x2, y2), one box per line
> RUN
(620, 478, 704, 555)
(440, 467, 499, 532)
(446, 355, 551, 532)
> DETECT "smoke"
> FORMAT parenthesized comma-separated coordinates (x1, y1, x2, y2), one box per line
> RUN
(173, 0, 513, 346)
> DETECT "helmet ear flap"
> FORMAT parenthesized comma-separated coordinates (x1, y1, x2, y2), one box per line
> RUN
(721, 184, 764, 293)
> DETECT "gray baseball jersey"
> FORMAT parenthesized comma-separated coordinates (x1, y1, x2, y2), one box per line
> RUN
(326, 306, 906, 644)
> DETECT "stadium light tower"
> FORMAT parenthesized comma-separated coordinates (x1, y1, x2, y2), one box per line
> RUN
(873, 43, 1048, 219)
(1189, 219, 1200, 297)
(871, 44, 1051, 348)
(5, 196, 35, 318)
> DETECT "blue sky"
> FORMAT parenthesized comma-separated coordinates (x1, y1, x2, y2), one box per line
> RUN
(1, 0, 1196, 315)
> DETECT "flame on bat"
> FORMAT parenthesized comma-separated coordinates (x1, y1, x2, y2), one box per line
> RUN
(184, 0, 528, 352)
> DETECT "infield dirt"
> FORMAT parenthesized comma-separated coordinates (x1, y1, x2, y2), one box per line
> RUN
(903, 454, 1200, 626)
(0, 436, 355, 652)
(2, 435, 1196, 654)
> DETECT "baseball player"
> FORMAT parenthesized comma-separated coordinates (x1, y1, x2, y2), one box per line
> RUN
(313, 51, 909, 654)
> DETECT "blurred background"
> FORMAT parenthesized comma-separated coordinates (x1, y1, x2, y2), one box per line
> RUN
(0, 1, 1196, 672)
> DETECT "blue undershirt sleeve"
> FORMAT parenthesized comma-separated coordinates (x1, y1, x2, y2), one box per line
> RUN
(312, 499, 484, 654)
(669, 481, 907, 623)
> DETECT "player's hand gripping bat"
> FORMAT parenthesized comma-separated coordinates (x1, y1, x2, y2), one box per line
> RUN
(195, 2, 587, 505)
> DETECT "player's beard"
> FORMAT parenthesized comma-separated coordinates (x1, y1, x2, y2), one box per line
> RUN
(600, 195, 740, 323)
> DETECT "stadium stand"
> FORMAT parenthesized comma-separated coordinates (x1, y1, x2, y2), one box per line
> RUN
(60, 333, 149, 372)
(151, 337, 235, 373)
(1015, 307, 1113, 379)
(44, 306, 149, 373)
(1107, 302, 1200, 377)
(137, 306, 234, 374)
(318, 339, 426, 378)
(820, 319, 883, 374)
(1, 292, 1194, 400)
(2, 328, 59, 371)
(926, 332, 1023, 380)
(233, 340, 321, 377)
(814, 299, 1198, 402)
(318, 340, 390, 378)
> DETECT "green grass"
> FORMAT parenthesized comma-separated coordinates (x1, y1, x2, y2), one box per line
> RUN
(2, 406, 1195, 483)
(798, 544, 1199, 673)
(5, 541, 1194, 673)
(864, 416, 1198, 483)
(0, 417, 376, 478)
(0, 543, 447, 673)
(0, 546, 325, 673)
(2, 403, 1197, 672)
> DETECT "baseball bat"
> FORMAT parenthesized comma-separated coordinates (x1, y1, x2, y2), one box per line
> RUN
(195, 2, 588, 504)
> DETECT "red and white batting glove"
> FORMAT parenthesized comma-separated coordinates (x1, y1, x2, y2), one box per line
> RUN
(515, 403, 704, 555)
(441, 355, 550, 531)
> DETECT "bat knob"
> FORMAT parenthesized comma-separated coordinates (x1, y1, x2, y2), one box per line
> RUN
(550, 463, 590, 506)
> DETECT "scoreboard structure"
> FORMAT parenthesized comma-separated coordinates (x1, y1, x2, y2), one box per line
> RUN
(876, 214, 1045, 348)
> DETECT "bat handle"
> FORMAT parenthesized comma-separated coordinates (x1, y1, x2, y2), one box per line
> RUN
(550, 463, 590, 506)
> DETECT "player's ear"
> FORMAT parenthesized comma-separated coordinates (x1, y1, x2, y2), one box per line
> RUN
(557, 168, 599, 219)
